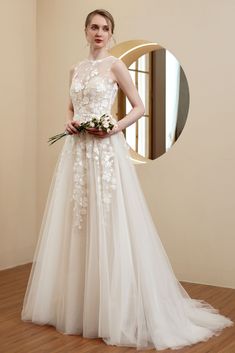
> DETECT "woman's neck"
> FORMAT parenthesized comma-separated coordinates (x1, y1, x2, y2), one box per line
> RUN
(87, 50, 111, 61)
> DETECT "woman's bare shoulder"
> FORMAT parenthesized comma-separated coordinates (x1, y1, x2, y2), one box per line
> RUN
(111, 56, 124, 65)
(111, 57, 128, 73)
(110, 58, 130, 82)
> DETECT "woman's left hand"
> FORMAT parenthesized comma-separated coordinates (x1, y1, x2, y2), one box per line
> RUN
(86, 126, 118, 138)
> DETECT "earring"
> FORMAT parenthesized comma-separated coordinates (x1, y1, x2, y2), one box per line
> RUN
(108, 36, 116, 49)
(112, 36, 117, 45)
(106, 38, 113, 50)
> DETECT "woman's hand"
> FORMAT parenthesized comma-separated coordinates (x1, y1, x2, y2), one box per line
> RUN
(64, 120, 79, 134)
(86, 125, 119, 138)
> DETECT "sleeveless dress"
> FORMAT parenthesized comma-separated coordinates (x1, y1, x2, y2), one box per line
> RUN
(21, 55, 234, 351)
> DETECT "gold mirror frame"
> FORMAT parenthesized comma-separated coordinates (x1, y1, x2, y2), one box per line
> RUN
(110, 39, 189, 164)
(110, 39, 164, 164)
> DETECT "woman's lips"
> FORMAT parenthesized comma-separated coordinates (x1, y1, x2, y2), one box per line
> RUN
(95, 39, 103, 42)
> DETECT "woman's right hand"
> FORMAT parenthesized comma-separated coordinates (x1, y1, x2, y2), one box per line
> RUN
(64, 120, 79, 134)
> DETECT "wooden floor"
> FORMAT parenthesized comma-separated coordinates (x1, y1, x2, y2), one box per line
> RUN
(0, 263, 234, 353)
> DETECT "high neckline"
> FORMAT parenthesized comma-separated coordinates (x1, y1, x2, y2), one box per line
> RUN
(86, 55, 113, 62)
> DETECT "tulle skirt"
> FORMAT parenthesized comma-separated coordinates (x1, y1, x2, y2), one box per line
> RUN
(21, 130, 234, 350)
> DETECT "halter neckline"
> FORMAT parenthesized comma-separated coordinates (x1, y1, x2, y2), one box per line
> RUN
(86, 55, 113, 62)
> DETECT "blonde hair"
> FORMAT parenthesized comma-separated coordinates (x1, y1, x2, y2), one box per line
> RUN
(85, 9, 115, 34)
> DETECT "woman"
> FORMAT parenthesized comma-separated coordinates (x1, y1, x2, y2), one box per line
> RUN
(21, 8, 234, 351)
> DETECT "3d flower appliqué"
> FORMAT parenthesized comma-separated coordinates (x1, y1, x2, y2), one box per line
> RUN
(74, 81, 84, 92)
(65, 57, 121, 231)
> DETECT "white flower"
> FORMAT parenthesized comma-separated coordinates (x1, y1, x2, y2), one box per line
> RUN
(74, 81, 84, 92)
(90, 69, 98, 77)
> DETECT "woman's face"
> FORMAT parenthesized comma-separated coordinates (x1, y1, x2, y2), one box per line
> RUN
(85, 14, 112, 50)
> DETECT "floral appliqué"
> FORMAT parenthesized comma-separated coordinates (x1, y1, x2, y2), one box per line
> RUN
(71, 134, 117, 230)
(62, 57, 121, 231)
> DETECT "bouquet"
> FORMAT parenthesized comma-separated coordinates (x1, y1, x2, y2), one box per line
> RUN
(48, 113, 118, 145)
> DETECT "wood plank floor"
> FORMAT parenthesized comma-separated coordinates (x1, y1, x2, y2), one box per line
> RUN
(0, 263, 234, 353)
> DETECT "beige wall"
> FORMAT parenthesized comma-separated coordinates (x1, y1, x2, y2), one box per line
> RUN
(0, 0, 37, 268)
(1, 0, 235, 288)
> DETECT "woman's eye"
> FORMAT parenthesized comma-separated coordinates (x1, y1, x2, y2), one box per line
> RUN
(90, 26, 109, 31)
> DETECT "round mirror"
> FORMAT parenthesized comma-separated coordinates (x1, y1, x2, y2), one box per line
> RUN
(110, 40, 190, 163)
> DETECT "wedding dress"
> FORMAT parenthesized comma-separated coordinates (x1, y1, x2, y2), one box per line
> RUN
(21, 55, 234, 351)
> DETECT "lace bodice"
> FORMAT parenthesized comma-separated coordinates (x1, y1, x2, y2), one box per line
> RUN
(70, 55, 120, 122)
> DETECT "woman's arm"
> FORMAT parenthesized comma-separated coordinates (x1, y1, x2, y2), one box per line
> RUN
(111, 59, 145, 133)
(65, 65, 78, 134)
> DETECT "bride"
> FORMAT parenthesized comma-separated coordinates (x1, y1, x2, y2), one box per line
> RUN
(21, 8, 234, 351)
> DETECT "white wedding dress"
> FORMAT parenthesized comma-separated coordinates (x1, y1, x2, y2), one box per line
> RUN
(21, 55, 234, 351)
